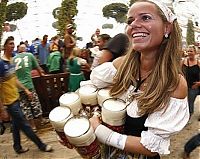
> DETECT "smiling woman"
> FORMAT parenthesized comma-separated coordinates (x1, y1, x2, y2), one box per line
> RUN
(87, 0, 189, 158)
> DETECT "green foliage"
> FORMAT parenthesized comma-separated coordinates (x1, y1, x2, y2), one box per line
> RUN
(52, 21, 59, 29)
(102, 3, 128, 23)
(129, 0, 137, 6)
(57, 0, 78, 37)
(52, 7, 60, 19)
(0, 1, 7, 49)
(186, 19, 195, 45)
(6, 2, 28, 21)
(102, 23, 113, 29)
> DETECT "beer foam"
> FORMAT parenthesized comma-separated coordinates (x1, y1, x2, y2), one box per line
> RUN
(60, 93, 79, 104)
(103, 99, 126, 111)
(64, 118, 89, 137)
(79, 85, 97, 94)
(49, 107, 70, 122)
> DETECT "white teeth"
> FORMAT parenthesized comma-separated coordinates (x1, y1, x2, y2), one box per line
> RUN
(132, 33, 147, 38)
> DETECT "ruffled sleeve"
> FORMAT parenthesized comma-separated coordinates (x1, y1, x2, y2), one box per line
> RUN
(90, 62, 117, 88)
(140, 97, 189, 154)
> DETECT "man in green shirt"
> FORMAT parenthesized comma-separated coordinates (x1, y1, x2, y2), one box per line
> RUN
(13, 44, 49, 132)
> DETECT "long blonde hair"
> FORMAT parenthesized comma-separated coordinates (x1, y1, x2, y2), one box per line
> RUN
(110, 0, 183, 116)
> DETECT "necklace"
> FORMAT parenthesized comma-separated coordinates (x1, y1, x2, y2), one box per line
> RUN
(126, 68, 152, 105)
(134, 69, 151, 92)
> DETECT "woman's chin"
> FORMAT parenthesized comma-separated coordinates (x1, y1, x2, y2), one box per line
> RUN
(132, 45, 146, 52)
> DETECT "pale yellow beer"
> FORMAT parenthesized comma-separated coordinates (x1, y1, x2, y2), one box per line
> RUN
(102, 98, 127, 133)
(97, 87, 112, 107)
(59, 92, 82, 115)
(49, 106, 73, 148)
(64, 116, 101, 158)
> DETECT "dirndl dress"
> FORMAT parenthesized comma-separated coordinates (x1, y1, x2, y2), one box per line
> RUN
(100, 114, 160, 159)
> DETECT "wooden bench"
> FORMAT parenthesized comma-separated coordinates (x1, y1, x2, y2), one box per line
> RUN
(32, 72, 70, 116)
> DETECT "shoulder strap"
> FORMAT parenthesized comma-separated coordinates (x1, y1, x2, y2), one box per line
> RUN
(187, 58, 189, 67)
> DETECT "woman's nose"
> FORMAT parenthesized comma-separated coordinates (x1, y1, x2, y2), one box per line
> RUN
(128, 20, 141, 29)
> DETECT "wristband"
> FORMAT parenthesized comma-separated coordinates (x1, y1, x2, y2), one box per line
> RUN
(95, 124, 113, 144)
(95, 124, 127, 150)
(106, 131, 127, 150)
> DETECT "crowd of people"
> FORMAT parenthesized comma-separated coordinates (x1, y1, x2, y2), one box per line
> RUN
(0, 0, 200, 158)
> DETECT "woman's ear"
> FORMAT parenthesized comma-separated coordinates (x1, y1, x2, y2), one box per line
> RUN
(164, 22, 172, 37)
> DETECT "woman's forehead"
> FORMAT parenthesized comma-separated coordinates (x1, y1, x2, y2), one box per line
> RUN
(128, 2, 157, 15)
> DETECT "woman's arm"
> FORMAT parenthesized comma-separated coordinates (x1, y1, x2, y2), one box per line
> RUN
(90, 116, 157, 156)
(125, 136, 157, 156)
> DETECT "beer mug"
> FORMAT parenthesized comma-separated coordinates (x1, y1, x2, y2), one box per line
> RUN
(97, 87, 112, 107)
(49, 106, 73, 148)
(64, 116, 101, 159)
(59, 92, 82, 115)
(78, 84, 98, 106)
(78, 84, 98, 117)
(102, 98, 127, 133)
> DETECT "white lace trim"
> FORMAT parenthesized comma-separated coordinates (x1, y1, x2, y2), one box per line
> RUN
(140, 131, 170, 154)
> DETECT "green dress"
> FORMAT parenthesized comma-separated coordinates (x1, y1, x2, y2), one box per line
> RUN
(66, 57, 85, 92)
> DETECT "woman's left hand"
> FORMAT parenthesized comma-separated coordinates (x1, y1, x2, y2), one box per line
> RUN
(89, 116, 101, 131)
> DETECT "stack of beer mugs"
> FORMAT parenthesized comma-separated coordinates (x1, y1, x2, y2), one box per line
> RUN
(49, 84, 127, 159)
(49, 90, 101, 158)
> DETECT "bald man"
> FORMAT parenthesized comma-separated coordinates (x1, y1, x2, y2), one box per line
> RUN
(13, 44, 48, 132)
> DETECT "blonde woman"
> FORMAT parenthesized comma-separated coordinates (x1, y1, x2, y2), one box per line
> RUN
(66, 48, 87, 92)
(182, 45, 200, 117)
(87, 0, 189, 158)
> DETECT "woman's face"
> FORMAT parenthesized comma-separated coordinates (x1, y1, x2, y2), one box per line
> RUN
(97, 37, 106, 50)
(126, 2, 167, 53)
(186, 46, 196, 58)
(80, 50, 88, 59)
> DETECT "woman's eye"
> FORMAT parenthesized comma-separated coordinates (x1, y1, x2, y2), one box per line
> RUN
(127, 19, 134, 25)
(141, 15, 152, 21)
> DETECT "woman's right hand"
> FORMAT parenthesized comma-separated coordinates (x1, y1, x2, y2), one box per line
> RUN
(89, 116, 101, 131)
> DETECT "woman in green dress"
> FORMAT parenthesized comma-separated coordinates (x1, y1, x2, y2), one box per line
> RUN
(66, 48, 87, 92)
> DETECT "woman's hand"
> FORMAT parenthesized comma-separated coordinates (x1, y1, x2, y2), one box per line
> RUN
(89, 116, 101, 131)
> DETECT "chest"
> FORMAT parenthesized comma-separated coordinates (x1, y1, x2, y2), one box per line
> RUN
(0, 60, 15, 81)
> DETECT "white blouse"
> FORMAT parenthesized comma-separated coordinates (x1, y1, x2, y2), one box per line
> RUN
(88, 62, 190, 155)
